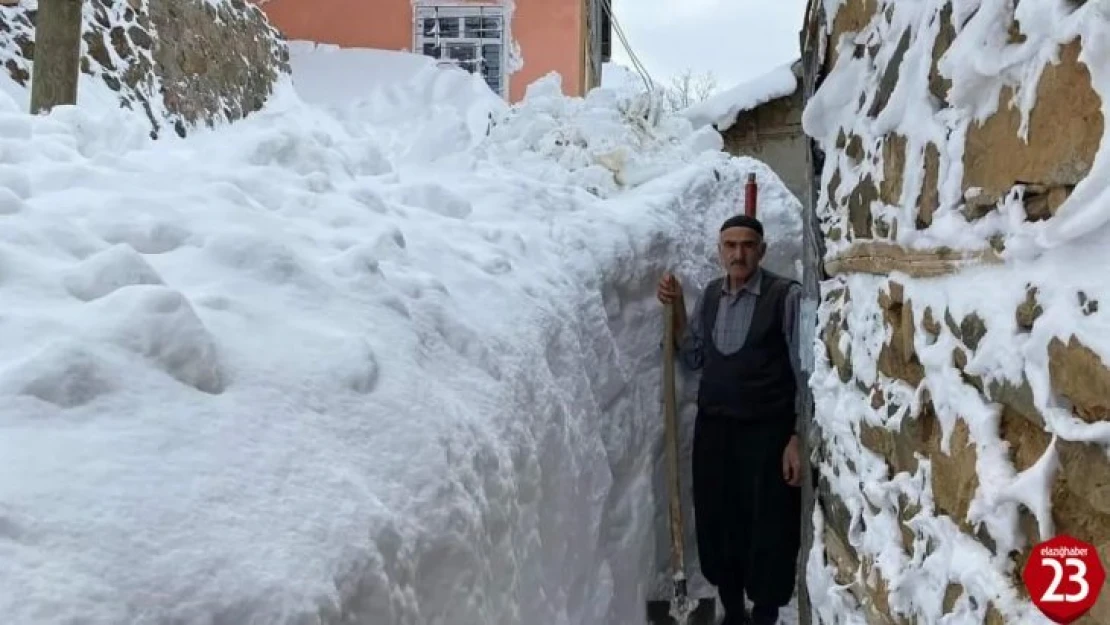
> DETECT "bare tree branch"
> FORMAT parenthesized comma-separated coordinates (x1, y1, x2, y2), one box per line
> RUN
(655, 68, 719, 112)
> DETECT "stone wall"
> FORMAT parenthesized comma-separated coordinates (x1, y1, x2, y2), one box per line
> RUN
(1, 0, 289, 137)
(720, 91, 809, 206)
(802, 0, 1110, 623)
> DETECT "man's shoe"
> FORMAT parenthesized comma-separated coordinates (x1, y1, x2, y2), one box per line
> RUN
(687, 598, 717, 625)
(749, 604, 778, 625)
(718, 608, 751, 625)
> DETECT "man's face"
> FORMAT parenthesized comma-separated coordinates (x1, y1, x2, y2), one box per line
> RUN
(718, 226, 765, 283)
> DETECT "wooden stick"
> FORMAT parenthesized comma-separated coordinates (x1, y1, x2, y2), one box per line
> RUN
(662, 300, 685, 577)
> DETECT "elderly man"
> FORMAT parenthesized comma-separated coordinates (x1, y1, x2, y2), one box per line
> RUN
(657, 214, 803, 625)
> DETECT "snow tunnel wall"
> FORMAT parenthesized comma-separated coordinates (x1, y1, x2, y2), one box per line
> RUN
(0, 51, 806, 624)
(803, 0, 1110, 623)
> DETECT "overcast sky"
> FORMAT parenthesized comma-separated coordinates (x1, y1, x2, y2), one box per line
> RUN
(608, 0, 808, 91)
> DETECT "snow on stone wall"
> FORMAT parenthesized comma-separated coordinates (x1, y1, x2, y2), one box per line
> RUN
(803, 0, 1110, 623)
(0, 0, 288, 137)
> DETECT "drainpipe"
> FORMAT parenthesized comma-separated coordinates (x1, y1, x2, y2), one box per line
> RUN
(745, 173, 758, 217)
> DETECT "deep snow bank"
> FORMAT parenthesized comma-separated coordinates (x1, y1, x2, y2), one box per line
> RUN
(284, 42, 442, 108)
(0, 44, 803, 624)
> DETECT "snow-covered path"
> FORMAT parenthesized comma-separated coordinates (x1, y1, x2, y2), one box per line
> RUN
(0, 43, 805, 624)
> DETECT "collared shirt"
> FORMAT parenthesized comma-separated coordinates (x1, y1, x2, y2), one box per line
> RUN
(678, 267, 804, 430)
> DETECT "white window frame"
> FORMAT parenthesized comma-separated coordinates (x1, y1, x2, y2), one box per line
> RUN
(413, 3, 511, 99)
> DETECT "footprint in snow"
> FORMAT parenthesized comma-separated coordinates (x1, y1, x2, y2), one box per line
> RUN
(62, 243, 165, 302)
(0, 340, 119, 408)
(93, 219, 192, 255)
(395, 183, 473, 220)
(0, 188, 22, 214)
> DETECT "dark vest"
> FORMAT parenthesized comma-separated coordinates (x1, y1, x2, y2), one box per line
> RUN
(696, 270, 797, 421)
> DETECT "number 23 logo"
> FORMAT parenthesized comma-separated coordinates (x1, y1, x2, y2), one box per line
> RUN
(1042, 557, 1091, 603)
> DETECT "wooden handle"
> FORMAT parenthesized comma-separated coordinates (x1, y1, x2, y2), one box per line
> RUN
(662, 300, 685, 576)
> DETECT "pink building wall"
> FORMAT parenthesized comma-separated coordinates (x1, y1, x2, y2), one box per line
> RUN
(255, 0, 589, 102)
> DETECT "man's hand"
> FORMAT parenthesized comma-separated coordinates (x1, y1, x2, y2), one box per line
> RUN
(657, 273, 687, 345)
(657, 272, 682, 305)
(782, 434, 802, 487)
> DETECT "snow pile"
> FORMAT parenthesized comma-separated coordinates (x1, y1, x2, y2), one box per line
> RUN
(803, 0, 1110, 623)
(286, 42, 442, 107)
(0, 40, 803, 625)
(601, 62, 645, 94)
(682, 60, 799, 132)
(285, 42, 506, 156)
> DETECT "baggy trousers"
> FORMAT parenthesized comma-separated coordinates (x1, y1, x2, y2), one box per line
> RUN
(691, 411, 802, 614)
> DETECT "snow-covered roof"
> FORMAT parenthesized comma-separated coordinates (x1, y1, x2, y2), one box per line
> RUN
(682, 60, 800, 132)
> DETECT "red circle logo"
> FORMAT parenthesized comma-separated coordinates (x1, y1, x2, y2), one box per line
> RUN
(1023, 535, 1105, 624)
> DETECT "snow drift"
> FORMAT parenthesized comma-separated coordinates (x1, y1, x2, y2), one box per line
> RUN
(0, 42, 803, 625)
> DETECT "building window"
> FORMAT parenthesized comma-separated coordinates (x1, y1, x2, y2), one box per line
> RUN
(599, 2, 611, 62)
(414, 5, 508, 97)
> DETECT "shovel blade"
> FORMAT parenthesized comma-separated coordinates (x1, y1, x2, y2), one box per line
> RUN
(645, 598, 716, 625)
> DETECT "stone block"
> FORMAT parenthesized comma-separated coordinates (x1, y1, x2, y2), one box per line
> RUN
(928, 2, 955, 103)
(1016, 286, 1043, 331)
(876, 294, 924, 386)
(924, 412, 979, 529)
(962, 40, 1102, 207)
(823, 303, 854, 384)
(880, 134, 906, 207)
(826, 0, 879, 72)
(919, 142, 940, 228)
(1049, 336, 1110, 423)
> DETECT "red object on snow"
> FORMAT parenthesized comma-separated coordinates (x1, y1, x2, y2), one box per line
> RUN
(744, 173, 757, 217)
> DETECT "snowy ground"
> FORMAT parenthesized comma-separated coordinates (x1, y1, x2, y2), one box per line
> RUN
(0, 40, 806, 625)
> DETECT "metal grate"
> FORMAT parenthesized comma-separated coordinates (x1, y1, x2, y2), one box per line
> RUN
(414, 6, 507, 97)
